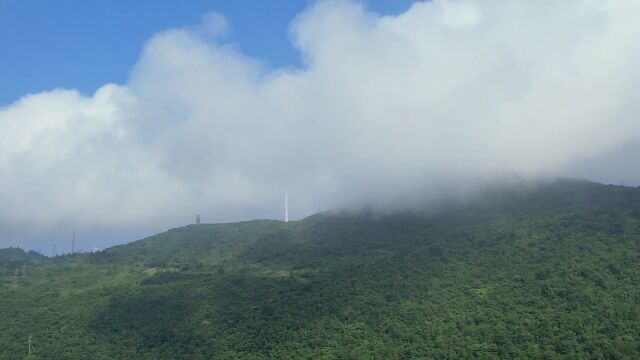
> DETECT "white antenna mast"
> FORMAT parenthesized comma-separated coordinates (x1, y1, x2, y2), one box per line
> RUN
(285, 191, 289, 223)
(92, 239, 101, 252)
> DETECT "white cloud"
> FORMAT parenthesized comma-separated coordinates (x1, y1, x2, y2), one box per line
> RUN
(1, 0, 640, 247)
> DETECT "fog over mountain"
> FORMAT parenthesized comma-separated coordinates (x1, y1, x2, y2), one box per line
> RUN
(1, 0, 640, 250)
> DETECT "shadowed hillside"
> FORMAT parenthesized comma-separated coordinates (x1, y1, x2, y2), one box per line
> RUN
(1, 179, 639, 359)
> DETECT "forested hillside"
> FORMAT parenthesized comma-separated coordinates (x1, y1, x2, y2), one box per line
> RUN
(1, 179, 639, 359)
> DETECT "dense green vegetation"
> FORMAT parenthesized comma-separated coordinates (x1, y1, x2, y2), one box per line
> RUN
(1, 179, 639, 359)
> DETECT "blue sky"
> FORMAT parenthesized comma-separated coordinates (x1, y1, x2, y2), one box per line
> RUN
(0, 0, 416, 105)
(1, 0, 639, 252)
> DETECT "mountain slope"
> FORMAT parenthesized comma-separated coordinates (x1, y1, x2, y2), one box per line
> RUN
(1, 179, 639, 359)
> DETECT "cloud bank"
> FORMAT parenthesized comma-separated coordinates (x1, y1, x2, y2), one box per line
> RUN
(2, 0, 640, 246)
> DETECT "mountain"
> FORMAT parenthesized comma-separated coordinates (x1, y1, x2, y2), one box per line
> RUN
(1, 179, 639, 359)
(0, 247, 46, 272)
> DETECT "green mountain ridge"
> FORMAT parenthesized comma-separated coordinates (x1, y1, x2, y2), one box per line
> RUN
(1, 178, 640, 359)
